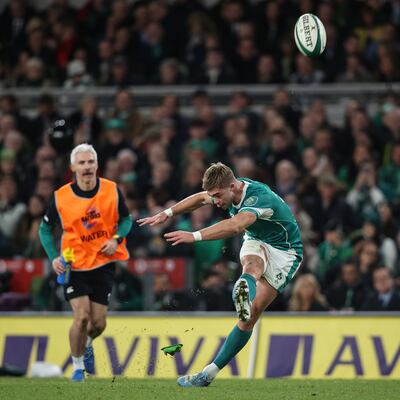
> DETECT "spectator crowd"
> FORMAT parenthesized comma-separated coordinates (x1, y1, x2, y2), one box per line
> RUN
(0, 0, 400, 87)
(1, 86, 399, 313)
(0, 0, 399, 313)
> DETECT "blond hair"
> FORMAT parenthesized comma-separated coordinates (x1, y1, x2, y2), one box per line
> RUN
(202, 162, 235, 191)
(288, 274, 327, 311)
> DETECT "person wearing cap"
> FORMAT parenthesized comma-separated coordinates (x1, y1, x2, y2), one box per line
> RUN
(64, 59, 94, 89)
(97, 118, 132, 170)
(105, 118, 127, 130)
(183, 118, 218, 163)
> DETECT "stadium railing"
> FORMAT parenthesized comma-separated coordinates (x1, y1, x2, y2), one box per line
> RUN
(4, 83, 400, 117)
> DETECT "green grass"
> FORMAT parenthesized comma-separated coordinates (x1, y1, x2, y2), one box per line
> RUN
(1, 378, 399, 400)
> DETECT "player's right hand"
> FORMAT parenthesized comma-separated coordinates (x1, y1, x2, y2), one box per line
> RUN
(52, 257, 65, 275)
(137, 212, 169, 227)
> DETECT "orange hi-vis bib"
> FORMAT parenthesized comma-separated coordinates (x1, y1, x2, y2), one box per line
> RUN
(55, 178, 129, 271)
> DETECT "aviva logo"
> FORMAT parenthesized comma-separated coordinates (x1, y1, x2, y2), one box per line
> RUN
(1, 317, 400, 379)
(265, 334, 400, 378)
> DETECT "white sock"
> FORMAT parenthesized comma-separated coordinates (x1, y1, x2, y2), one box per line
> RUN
(72, 356, 84, 371)
(202, 363, 220, 379)
(86, 336, 93, 348)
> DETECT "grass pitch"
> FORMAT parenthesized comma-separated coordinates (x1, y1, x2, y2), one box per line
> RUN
(0, 378, 399, 400)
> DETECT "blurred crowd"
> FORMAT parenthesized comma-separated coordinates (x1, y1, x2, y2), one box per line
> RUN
(1, 85, 400, 312)
(0, 0, 400, 313)
(1, 0, 400, 87)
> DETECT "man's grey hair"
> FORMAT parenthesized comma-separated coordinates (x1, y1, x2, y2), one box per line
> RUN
(70, 143, 97, 164)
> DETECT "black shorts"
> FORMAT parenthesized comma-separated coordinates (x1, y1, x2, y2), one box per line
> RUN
(64, 263, 116, 305)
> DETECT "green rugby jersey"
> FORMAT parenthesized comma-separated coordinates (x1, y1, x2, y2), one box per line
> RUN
(228, 178, 303, 255)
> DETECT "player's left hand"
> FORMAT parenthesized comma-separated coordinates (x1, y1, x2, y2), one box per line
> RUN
(101, 238, 118, 255)
(164, 230, 195, 246)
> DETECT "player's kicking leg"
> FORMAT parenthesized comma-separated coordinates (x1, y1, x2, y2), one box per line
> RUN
(232, 250, 267, 323)
(178, 258, 276, 387)
(232, 276, 253, 322)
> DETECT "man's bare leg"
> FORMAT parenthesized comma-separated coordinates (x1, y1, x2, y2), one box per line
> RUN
(70, 296, 91, 356)
(83, 301, 109, 374)
(87, 301, 108, 341)
(69, 296, 91, 378)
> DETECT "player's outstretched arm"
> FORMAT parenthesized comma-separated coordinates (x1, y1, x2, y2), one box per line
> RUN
(164, 211, 257, 246)
(137, 211, 169, 227)
(137, 191, 211, 227)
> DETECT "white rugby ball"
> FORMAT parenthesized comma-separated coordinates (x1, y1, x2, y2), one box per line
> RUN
(294, 13, 326, 57)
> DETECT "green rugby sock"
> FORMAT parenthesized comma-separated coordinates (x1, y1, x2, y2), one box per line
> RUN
(214, 325, 252, 369)
(239, 273, 257, 301)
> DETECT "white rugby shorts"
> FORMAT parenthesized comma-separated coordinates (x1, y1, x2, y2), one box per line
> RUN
(239, 239, 302, 292)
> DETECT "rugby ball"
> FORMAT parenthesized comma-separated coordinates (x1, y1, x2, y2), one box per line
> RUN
(294, 13, 326, 57)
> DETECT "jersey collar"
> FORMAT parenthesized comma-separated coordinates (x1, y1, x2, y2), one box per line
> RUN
(232, 180, 249, 209)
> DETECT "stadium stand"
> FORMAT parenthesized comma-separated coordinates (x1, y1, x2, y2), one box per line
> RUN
(0, 0, 399, 312)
